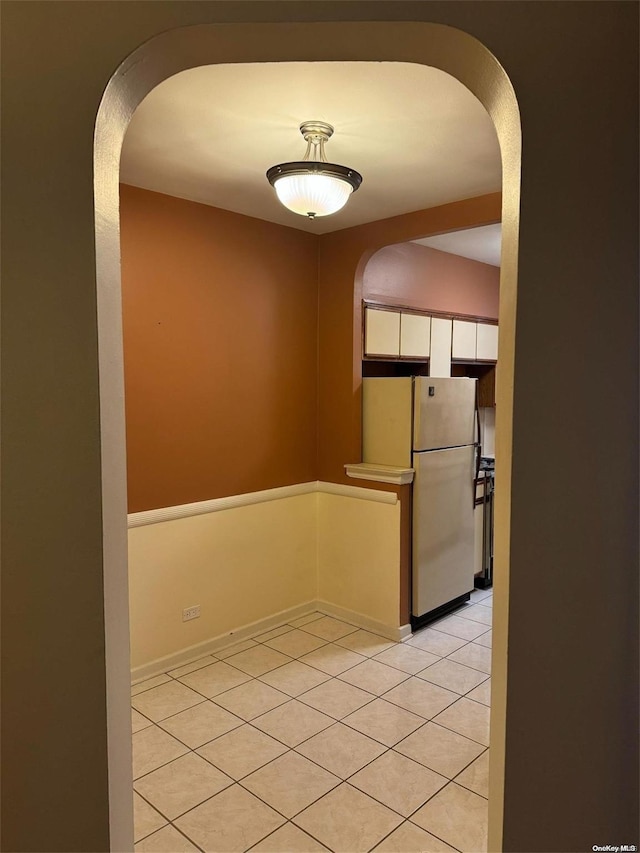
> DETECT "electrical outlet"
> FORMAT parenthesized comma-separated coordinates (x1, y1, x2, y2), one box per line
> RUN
(182, 605, 201, 622)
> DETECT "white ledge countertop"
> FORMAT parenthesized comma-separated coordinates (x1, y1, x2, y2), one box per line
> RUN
(344, 462, 415, 485)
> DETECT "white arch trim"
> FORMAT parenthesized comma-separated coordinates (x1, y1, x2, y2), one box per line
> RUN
(94, 21, 521, 851)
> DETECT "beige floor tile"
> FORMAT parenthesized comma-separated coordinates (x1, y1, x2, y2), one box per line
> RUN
(432, 697, 491, 746)
(254, 624, 294, 642)
(411, 782, 488, 852)
(349, 750, 447, 816)
(299, 678, 374, 719)
(168, 656, 218, 678)
(293, 783, 403, 852)
(133, 793, 167, 842)
(197, 724, 288, 779)
(302, 616, 359, 641)
(342, 698, 424, 747)
(455, 750, 489, 798)
(395, 721, 485, 778)
(466, 678, 491, 707)
(382, 677, 458, 719)
(264, 628, 328, 658)
(478, 595, 492, 607)
(132, 681, 205, 723)
(373, 820, 457, 852)
(338, 659, 410, 695)
(469, 588, 492, 603)
(428, 615, 489, 641)
(134, 753, 232, 820)
(473, 630, 492, 649)
(447, 643, 492, 674)
(417, 659, 489, 695)
(132, 709, 153, 733)
(296, 722, 386, 779)
(373, 644, 440, 674)
(224, 644, 292, 676)
(289, 612, 324, 628)
(215, 639, 258, 659)
(132, 674, 171, 697)
(406, 629, 468, 657)
(178, 661, 250, 698)
(250, 821, 329, 851)
(135, 824, 200, 851)
(252, 699, 334, 747)
(259, 660, 331, 697)
(158, 700, 243, 748)
(456, 603, 493, 626)
(243, 751, 340, 818)
(300, 644, 367, 676)
(335, 630, 396, 657)
(175, 784, 285, 852)
(132, 726, 189, 779)
(212, 680, 290, 721)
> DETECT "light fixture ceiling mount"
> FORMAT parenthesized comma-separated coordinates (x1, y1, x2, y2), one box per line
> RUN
(266, 121, 363, 219)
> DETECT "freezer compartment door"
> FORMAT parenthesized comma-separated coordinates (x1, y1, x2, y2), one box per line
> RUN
(413, 377, 477, 451)
(362, 377, 414, 467)
(412, 445, 475, 618)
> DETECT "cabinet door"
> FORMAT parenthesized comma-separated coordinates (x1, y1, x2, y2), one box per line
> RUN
(476, 323, 499, 361)
(400, 312, 431, 358)
(429, 317, 452, 377)
(364, 308, 400, 357)
(452, 320, 477, 360)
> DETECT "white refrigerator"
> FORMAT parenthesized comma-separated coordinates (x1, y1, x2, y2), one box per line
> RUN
(362, 376, 478, 628)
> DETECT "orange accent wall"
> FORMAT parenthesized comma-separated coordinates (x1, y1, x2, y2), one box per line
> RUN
(316, 193, 502, 485)
(121, 187, 500, 515)
(120, 185, 318, 512)
(316, 193, 501, 626)
(363, 241, 499, 319)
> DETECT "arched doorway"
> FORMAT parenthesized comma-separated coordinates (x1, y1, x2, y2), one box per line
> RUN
(94, 21, 520, 849)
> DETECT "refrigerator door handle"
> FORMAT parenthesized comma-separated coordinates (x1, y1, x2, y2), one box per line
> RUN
(474, 392, 482, 497)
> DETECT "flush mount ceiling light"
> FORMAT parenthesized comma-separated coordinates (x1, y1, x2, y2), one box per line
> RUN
(266, 121, 363, 219)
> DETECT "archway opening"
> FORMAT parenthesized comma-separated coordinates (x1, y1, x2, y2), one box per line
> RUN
(94, 22, 521, 850)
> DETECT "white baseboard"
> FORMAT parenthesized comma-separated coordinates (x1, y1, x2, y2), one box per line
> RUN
(131, 600, 316, 683)
(131, 599, 408, 683)
(316, 599, 410, 643)
(398, 623, 414, 642)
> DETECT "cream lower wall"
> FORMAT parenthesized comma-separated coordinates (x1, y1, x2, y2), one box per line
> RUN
(128, 484, 403, 672)
(128, 492, 317, 670)
(317, 492, 401, 630)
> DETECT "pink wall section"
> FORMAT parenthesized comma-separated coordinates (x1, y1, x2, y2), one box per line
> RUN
(363, 241, 499, 319)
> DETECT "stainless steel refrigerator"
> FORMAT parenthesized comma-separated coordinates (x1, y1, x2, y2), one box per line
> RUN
(362, 376, 478, 628)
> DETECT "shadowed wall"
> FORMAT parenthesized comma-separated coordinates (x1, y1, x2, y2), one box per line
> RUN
(1, 5, 637, 853)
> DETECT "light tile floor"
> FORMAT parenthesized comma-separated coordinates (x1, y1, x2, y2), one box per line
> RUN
(132, 588, 492, 853)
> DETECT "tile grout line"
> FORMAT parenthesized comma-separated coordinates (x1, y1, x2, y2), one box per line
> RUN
(132, 610, 491, 851)
(243, 818, 330, 853)
(134, 640, 489, 765)
(372, 818, 465, 853)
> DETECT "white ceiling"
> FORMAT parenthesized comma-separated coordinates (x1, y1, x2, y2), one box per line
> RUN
(120, 62, 502, 235)
(414, 223, 502, 267)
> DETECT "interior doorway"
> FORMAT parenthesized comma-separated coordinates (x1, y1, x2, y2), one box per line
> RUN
(95, 21, 521, 850)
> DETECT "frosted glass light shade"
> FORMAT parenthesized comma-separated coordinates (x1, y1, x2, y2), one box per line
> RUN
(273, 173, 353, 217)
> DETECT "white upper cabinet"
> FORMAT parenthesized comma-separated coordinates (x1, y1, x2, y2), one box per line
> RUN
(476, 323, 499, 361)
(452, 320, 478, 360)
(364, 307, 400, 357)
(429, 317, 452, 377)
(400, 312, 431, 358)
(363, 303, 498, 367)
